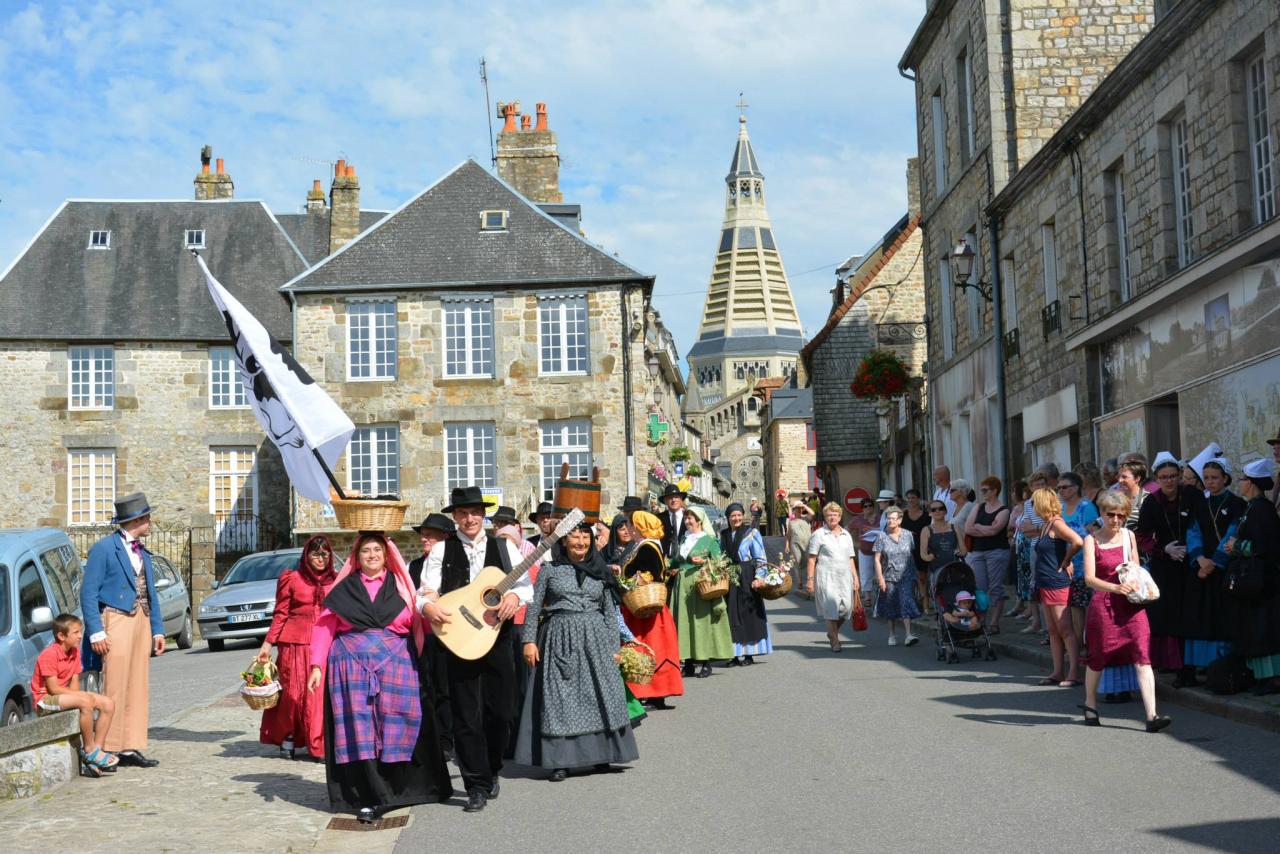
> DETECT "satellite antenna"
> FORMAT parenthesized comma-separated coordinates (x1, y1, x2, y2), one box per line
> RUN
(480, 57, 496, 167)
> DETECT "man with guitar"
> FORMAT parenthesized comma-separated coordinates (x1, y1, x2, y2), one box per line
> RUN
(419, 486, 530, 813)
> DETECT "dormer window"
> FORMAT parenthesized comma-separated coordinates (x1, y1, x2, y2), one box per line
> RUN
(88, 230, 110, 249)
(186, 229, 205, 249)
(480, 210, 508, 231)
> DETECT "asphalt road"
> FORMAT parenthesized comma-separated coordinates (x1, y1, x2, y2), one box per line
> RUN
(149, 635, 258, 726)
(391, 595, 1280, 854)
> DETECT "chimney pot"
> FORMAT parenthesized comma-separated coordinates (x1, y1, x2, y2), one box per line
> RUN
(535, 102, 548, 131)
(335, 159, 346, 178)
(500, 102, 519, 133)
(312, 179, 322, 192)
(345, 164, 356, 178)
(215, 158, 224, 175)
(201, 163, 210, 174)
(521, 114, 532, 131)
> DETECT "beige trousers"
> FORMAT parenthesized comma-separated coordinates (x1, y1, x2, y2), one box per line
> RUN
(101, 609, 151, 751)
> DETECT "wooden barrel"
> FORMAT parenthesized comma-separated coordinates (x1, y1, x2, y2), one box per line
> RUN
(553, 479, 601, 524)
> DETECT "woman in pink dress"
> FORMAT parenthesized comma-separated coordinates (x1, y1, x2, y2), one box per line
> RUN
(1080, 491, 1172, 733)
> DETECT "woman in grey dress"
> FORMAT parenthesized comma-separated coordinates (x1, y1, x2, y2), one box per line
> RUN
(874, 508, 921, 646)
(516, 520, 639, 781)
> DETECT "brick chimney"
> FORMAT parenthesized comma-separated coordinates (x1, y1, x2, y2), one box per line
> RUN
(906, 157, 921, 220)
(329, 160, 360, 254)
(495, 100, 562, 203)
(306, 179, 326, 213)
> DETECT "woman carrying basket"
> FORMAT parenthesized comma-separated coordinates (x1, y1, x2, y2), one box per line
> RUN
(308, 532, 452, 823)
(618, 510, 684, 708)
(721, 502, 772, 666)
(668, 506, 734, 678)
(256, 535, 336, 760)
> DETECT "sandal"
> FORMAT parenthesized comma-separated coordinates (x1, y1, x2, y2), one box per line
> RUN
(1078, 704, 1101, 727)
(1037, 676, 1064, 686)
(82, 747, 118, 770)
(1058, 680, 1082, 688)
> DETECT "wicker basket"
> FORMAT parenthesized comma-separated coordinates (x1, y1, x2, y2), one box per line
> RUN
(622, 582, 668, 618)
(757, 574, 794, 600)
(696, 575, 731, 601)
(332, 497, 410, 531)
(619, 641, 656, 685)
(239, 660, 281, 711)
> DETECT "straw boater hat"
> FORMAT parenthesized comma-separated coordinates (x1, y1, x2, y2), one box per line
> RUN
(552, 462, 602, 525)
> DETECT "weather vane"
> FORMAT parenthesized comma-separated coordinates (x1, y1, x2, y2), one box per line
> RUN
(736, 92, 749, 121)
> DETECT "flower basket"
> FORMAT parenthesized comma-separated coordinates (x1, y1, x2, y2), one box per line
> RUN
(696, 575, 731, 600)
(619, 641, 656, 685)
(332, 496, 409, 531)
(622, 582, 668, 618)
(849, 349, 914, 401)
(758, 573, 793, 600)
(239, 659, 281, 711)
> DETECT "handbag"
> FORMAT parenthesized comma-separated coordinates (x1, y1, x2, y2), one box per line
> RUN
(1116, 529, 1160, 604)
(851, 601, 869, 632)
(1226, 555, 1266, 600)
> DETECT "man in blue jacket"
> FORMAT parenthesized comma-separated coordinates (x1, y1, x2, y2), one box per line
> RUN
(80, 492, 165, 767)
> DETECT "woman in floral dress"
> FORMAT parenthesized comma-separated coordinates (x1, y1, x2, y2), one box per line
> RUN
(874, 508, 921, 646)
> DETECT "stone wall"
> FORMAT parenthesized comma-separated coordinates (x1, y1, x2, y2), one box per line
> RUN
(0, 710, 78, 800)
(0, 340, 289, 532)
(496, 129, 562, 204)
(996, 0, 1279, 468)
(291, 285, 640, 530)
(766, 419, 814, 498)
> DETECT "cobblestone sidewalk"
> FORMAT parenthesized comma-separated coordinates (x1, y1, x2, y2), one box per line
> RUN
(0, 691, 410, 853)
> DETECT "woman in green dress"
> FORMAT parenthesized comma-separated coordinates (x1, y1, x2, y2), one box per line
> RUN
(668, 506, 733, 678)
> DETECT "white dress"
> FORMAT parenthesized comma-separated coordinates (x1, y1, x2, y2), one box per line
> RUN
(808, 526, 857, 620)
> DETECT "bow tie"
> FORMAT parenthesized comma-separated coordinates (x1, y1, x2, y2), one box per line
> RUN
(124, 538, 144, 555)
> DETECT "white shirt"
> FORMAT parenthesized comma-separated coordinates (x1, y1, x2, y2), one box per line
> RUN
(419, 529, 532, 609)
(933, 486, 957, 522)
(90, 530, 156, 644)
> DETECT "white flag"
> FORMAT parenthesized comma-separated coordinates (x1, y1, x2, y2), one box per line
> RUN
(196, 255, 353, 505)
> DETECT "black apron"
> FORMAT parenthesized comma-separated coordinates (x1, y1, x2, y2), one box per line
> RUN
(721, 526, 768, 646)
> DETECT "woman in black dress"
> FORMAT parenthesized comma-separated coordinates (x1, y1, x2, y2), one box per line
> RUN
(720, 502, 770, 666)
(1228, 459, 1280, 694)
(1136, 452, 1198, 684)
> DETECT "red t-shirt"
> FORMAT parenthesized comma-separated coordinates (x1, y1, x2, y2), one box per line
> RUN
(31, 642, 81, 703)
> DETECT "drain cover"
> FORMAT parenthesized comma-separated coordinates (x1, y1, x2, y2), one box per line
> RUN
(327, 815, 409, 832)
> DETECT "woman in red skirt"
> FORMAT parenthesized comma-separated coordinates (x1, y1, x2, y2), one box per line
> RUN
(257, 535, 337, 758)
(1081, 492, 1172, 733)
(618, 511, 684, 709)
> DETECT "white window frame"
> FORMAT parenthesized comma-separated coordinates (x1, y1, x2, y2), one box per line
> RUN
(931, 90, 947, 193)
(1112, 166, 1132, 300)
(68, 345, 114, 411)
(479, 210, 509, 231)
(208, 346, 249, 409)
(346, 299, 397, 381)
(444, 422, 497, 489)
(1172, 115, 1194, 268)
(67, 450, 115, 526)
(1246, 52, 1275, 225)
(1041, 223, 1058, 305)
(88, 230, 110, 249)
(957, 49, 975, 163)
(999, 254, 1018, 331)
(210, 447, 258, 551)
(185, 229, 205, 249)
(348, 426, 400, 496)
(443, 298, 494, 378)
(539, 419, 592, 500)
(538, 294, 589, 376)
(938, 259, 955, 357)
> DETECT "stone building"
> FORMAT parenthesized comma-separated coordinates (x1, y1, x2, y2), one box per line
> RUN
(801, 160, 926, 505)
(683, 114, 805, 508)
(757, 376, 816, 529)
(898, 0, 1154, 488)
(0, 149, 387, 546)
(283, 157, 654, 534)
(986, 0, 1280, 472)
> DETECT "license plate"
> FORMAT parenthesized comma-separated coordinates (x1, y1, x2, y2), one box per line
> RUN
(228, 612, 262, 624)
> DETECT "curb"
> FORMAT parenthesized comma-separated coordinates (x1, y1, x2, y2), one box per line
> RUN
(909, 616, 1280, 734)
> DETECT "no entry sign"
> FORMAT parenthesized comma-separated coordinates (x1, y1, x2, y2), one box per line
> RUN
(844, 487, 872, 514)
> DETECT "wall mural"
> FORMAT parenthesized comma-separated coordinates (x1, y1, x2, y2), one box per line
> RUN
(1179, 353, 1280, 466)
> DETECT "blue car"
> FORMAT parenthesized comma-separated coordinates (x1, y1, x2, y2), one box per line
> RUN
(0, 528, 83, 726)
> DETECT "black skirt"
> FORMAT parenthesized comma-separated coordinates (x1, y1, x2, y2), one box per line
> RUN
(323, 642, 454, 812)
(1144, 552, 1185, 637)
(727, 560, 768, 646)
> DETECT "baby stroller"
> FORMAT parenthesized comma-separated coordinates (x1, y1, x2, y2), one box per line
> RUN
(932, 560, 997, 664)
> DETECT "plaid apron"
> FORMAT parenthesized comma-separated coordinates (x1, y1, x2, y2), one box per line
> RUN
(327, 628, 421, 765)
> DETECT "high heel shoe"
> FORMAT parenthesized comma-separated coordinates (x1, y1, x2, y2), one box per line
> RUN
(1145, 714, 1172, 733)
(1078, 704, 1101, 727)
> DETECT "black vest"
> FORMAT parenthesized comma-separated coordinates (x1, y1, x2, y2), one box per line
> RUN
(440, 534, 511, 594)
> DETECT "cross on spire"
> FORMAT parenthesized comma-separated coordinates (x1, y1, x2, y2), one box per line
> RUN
(736, 92, 749, 121)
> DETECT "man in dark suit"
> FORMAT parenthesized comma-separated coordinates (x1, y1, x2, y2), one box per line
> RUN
(79, 492, 165, 768)
(526, 501, 556, 547)
(659, 484, 689, 558)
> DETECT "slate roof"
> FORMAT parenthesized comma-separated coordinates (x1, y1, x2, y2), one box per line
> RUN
(727, 119, 763, 180)
(283, 160, 650, 293)
(768, 382, 813, 422)
(275, 209, 389, 265)
(807, 300, 881, 465)
(0, 200, 308, 341)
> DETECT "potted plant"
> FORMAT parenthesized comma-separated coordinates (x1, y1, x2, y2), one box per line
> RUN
(669, 445, 692, 462)
(687, 464, 703, 477)
(849, 349, 916, 401)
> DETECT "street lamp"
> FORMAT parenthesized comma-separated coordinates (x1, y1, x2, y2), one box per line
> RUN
(646, 353, 660, 380)
(949, 236, 993, 302)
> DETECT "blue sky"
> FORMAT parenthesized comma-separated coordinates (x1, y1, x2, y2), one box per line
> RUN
(0, 0, 923, 360)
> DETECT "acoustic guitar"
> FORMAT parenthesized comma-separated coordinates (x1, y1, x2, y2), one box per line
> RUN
(434, 508, 584, 660)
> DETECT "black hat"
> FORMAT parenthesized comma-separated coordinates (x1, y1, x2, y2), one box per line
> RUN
(442, 485, 487, 513)
(660, 484, 687, 501)
(413, 513, 455, 535)
(618, 496, 645, 514)
(528, 501, 555, 522)
(112, 492, 152, 525)
(725, 501, 745, 515)
(491, 505, 519, 524)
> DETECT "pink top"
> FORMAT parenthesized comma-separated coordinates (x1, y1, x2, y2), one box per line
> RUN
(309, 571, 412, 668)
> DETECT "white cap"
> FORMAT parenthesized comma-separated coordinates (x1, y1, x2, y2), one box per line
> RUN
(876, 489, 897, 502)
(1188, 442, 1225, 483)
(1151, 451, 1180, 472)
(1243, 457, 1275, 480)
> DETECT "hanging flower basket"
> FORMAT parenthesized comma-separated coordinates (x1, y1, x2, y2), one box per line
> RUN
(850, 349, 916, 401)
(668, 445, 692, 462)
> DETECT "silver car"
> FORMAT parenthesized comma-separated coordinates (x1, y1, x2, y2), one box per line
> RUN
(197, 548, 301, 652)
(151, 553, 194, 650)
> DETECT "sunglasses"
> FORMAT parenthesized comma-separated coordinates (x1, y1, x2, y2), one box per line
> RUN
(1104, 512, 1127, 520)
(929, 506, 946, 512)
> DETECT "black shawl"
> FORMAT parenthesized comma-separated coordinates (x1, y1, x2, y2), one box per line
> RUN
(1231, 497, 1280, 658)
(323, 571, 405, 631)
